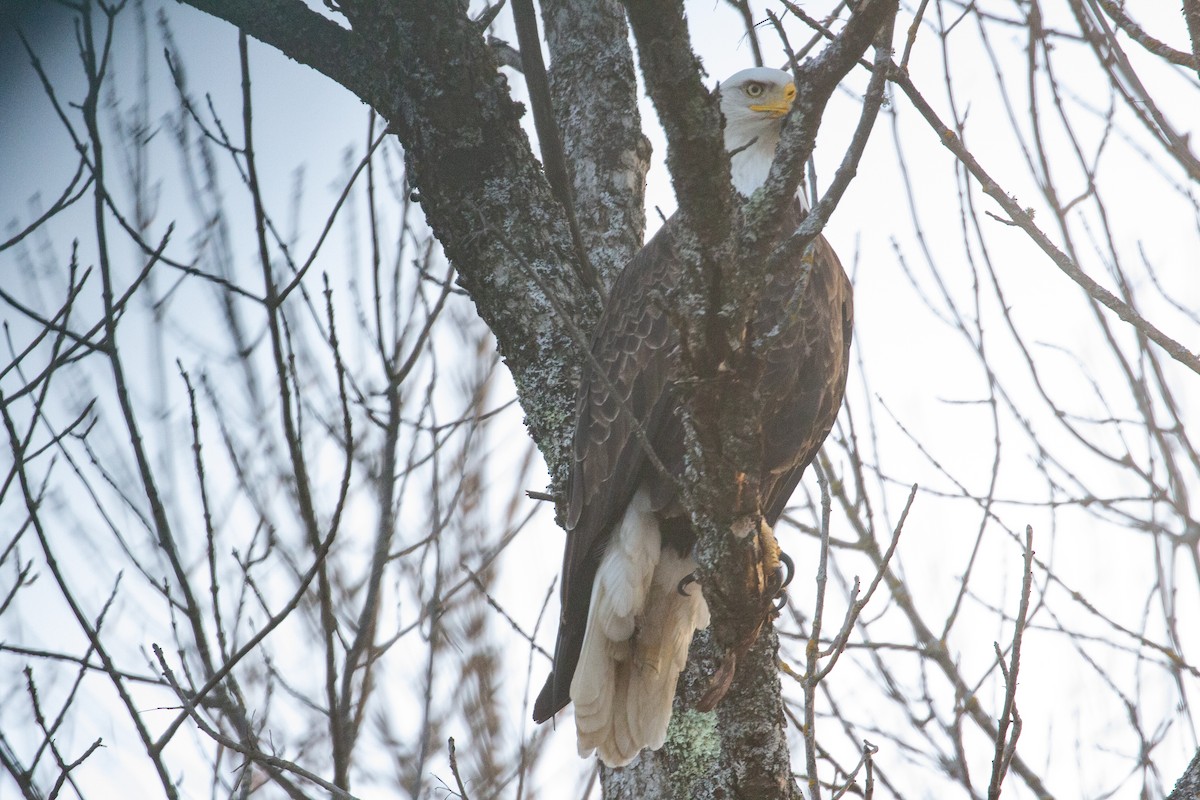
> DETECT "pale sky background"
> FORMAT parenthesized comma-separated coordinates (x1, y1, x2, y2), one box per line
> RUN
(2, 0, 1198, 797)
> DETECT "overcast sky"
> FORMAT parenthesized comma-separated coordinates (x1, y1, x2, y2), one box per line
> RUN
(2, 1, 1198, 796)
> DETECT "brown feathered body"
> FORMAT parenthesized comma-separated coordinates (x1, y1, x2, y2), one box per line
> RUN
(532, 68, 854, 767)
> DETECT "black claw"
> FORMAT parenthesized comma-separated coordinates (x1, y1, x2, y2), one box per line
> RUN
(769, 553, 794, 613)
(778, 551, 795, 590)
(677, 572, 699, 596)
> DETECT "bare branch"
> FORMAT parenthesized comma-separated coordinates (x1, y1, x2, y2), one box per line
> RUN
(887, 61, 1200, 377)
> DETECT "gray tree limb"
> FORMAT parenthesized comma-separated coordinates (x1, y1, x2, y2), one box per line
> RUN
(173, 0, 377, 105)
(1168, 746, 1200, 800)
(541, 0, 651, 288)
(619, 0, 894, 691)
(1186, 0, 1200, 81)
(623, 0, 735, 239)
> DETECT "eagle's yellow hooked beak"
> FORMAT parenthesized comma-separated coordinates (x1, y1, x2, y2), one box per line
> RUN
(749, 82, 796, 118)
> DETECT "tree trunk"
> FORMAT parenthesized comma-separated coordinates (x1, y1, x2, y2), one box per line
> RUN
(1168, 747, 1200, 800)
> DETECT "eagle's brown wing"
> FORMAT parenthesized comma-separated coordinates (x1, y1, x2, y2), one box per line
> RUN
(533, 201, 853, 723)
(760, 233, 854, 525)
(533, 220, 682, 723)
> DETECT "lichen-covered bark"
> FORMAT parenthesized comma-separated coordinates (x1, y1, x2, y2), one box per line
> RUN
(617, 0, 896, 628)
(602, 629, 730, 800)
(623, 0, 734, 241)
(541, 0, 651, 289)
(1186, 0, 1200, 81)
(603, 628, 794, 800)
(1167, 746, 1200, 800)
(714, 628, 793, 796)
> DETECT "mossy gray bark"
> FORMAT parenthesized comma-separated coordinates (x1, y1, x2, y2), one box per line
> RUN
(1168, 747, 1200, 800)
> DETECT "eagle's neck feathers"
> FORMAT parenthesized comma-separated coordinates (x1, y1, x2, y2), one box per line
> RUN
(724, 121, 809, 209)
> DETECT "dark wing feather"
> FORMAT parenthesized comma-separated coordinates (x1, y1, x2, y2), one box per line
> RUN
(533, 221, 682, 722)
(760, 233, 854, 524)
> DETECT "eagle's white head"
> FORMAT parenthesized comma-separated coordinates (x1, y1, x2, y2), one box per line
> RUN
(718, 67, 799, 200)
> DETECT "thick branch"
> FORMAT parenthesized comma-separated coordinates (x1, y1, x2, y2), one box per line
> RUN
(1186, 0, 1200, 80)
(1167, 746, 1200, 800)
(678, 0, 895, 620)
(608, 8, 894, 800)
(748, 0, 898, 245)
(175, 0, 378, 102)
(541, 0, 650, 288)
(622, 0, 733, 237)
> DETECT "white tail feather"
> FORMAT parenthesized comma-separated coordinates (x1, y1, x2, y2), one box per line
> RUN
(570, 489, 710, 767)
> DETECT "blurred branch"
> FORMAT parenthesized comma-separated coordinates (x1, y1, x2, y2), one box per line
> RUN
(0, 733, 43, 800)
(2, 400, 180, 800)
(725, 0, 765, 66)
(156, 645, 349, 800)
(1187, 0, 1200, 79)
(0, 160, 91, 254)
(447, 738, 472, 800)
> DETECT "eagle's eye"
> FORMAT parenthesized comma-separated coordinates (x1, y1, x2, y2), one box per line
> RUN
(744, 82, 766, 98)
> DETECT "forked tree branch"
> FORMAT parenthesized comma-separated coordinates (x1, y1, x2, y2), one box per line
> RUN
(1092, 0, 1199, 71)
(174, 0, 377, 101)
(749, 0, 897, 245)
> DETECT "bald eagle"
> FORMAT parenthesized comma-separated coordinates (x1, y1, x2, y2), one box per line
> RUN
(532, 68, 854, 767)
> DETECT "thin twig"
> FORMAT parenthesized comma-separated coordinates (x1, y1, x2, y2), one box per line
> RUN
(887, 61, 1200, 376)
(986, 526, 1035, 799)
(448, 737, 472, 800)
